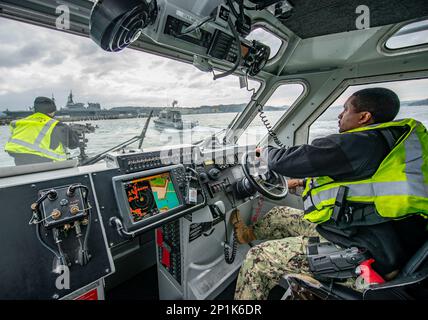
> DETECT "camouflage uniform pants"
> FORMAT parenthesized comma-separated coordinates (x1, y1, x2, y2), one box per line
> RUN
(234, 206, 321, 300)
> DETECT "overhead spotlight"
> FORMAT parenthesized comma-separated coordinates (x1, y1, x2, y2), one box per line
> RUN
(242, 41, 270, 76)
(90, 0, 158, 52)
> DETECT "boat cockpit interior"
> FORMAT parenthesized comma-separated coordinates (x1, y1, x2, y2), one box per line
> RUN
(0, 0, 427, 301)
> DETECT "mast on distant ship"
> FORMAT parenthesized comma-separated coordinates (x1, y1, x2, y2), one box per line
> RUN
(67, 90, 74, 105)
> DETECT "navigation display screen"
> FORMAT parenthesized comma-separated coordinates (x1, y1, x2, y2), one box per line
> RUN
(123, 172, 180, 223)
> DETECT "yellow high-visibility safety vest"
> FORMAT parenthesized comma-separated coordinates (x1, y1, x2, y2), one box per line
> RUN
(302, 118, 428, 223)
(4, 112, 67, 161)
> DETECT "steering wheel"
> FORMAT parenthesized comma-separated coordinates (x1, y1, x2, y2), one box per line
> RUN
(241, 151, 288, 200)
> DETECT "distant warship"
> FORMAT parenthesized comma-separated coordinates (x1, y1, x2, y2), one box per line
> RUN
(64, 90, 101, 111)
(1, 91, 146, 123)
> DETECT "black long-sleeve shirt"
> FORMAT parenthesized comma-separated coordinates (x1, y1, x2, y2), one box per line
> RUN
(264, 127, 405, 181)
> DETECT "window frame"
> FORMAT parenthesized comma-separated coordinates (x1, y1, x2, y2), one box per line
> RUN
(248, 21, 289, 67)
(299, 71, 428, 144)
(379, 18, 428, 56)
(233, 78, 308, 146)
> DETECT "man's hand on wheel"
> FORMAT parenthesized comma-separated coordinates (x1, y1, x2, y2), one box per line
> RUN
(288, 179, 304, 194)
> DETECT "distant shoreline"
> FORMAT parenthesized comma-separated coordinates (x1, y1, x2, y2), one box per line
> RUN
(0, 108, 287, 126)
(1, 99, 426, 126)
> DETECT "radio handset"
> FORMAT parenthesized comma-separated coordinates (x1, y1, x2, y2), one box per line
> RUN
(211, 201, 238, 264)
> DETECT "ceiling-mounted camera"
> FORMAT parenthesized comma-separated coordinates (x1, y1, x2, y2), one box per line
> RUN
(90, 0, 158, 52)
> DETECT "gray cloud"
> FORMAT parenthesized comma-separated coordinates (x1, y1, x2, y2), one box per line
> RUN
(1, 16, 426, 114)
(0, 42, 46, 67)
(42, 51, 68, 66)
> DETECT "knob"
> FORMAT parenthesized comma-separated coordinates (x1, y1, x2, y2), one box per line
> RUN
(208, 168, 220, 180)
(199, 172, 209, 183)
(51, 209, 61, 220)
(70, 205, 80, 215)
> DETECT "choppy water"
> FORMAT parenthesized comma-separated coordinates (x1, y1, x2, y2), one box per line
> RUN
(1, 106, 427, 168)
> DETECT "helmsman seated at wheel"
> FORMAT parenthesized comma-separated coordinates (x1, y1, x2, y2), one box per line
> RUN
(232, 87, 428, 300)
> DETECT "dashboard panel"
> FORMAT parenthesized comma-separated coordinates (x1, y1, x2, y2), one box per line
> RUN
(0, 143, 255, 299)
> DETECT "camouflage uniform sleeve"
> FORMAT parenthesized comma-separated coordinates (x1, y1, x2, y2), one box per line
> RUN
(253, 206, 317, 240)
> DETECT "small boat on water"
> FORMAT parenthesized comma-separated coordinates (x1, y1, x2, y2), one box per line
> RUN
(154, 109, 198, 130)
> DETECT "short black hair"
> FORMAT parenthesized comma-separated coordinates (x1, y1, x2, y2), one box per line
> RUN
(34, 96, 57, 114)
(351, 87, 400, 123)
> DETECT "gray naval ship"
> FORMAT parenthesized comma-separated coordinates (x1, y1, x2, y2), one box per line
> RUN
(1, 90, 147, 123)
(154, 101, 199, 130)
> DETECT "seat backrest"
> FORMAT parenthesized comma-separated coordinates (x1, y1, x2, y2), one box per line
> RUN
(401, 239, 428, 276)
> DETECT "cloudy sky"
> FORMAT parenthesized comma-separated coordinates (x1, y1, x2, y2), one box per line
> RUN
(0, 18, 270, 111)
(0, 17, 426, 112)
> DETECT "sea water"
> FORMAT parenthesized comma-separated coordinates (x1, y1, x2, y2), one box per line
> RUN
(0, 106, 427, 168)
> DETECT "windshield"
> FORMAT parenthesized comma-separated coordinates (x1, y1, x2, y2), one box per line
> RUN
(0, 18, 260, 169)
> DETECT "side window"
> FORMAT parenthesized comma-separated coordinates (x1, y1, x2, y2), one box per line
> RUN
(308, 78, 428, 143)
(386, 19, 428, 50)
(238, 83, 304, 145)
(245, 27, 284, 60)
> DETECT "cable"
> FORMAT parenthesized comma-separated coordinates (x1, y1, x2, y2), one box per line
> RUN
(211, 201, 238, 264)
(257, 103, 286, 148)
(212, 17, 242, 80)
(224, 188, 237, 210)
(56, 242, 67, 266)
(223, 216, 237, 264)
(176, 16, 214, 36)
(66, 184, 92, 265)
(81, 214, 91, 265)
(242, 71, 286, 148)
(32, 193, 64, 266)
(53, 227, 68, 267)
(241, 71, 257, 99)
(67, 184, 89, 196)
(76, 186, 92, 266)
(29, 212, 54, 225)
(36, 223, 61, 260)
